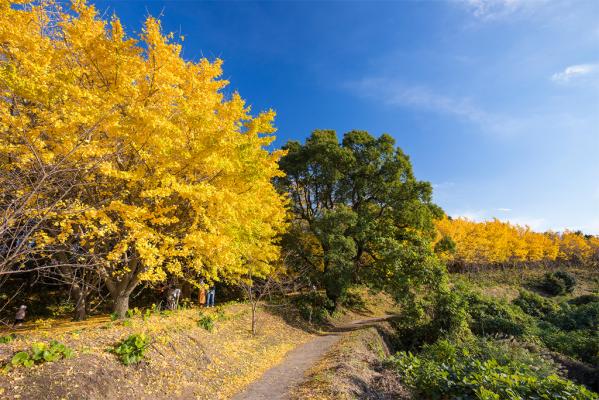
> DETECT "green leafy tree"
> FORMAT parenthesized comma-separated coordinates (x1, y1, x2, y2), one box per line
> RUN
(278, 130, 445, 307)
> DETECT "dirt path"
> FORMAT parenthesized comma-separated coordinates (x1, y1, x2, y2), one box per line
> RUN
(231, 316, 394, 400)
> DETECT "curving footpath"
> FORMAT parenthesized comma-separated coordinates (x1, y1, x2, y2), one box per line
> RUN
(231, 316, 395, 400)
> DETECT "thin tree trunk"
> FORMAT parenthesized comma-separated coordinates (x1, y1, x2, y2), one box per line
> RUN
(72, 284, 87, 321)
(251, 303, 257, 335)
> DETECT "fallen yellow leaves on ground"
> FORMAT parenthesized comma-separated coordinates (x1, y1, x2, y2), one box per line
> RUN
(0, 303, 313, 399)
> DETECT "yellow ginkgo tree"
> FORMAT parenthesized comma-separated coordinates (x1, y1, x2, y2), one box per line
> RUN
(0, 0, 287, 317)
(435, 217, 598, 270)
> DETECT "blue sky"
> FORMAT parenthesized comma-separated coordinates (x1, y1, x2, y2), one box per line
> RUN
(94, 0, 599, 234)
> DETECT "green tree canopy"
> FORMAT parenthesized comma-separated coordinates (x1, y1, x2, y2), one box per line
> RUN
(277, 130, 446, 306)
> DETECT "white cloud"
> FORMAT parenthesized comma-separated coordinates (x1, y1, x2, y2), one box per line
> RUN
(497, 208, 512, 212)
(450, 209, 548, 231)
(451, 209, 488, 221)
(346, 78, 490, 124)
(345, 77, 526, 136)
(551, 63, 599, 83)
(345, 75, 598, 140)
(463, 0, 543, 20)
(507, 216, 547, 231)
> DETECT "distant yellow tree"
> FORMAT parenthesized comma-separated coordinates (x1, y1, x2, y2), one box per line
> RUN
(435, 217, 596, 269)
(0, 0, 287, 316)
(559, 231, 592, 263)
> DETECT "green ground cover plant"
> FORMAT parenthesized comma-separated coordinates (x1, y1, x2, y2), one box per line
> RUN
(389, 338, 597, 400)
(112, 333, 151, 366)
(386, 278, 599, 398)
(4, 341, 73, 371)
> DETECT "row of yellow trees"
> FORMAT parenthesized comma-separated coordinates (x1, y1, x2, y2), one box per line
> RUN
(435, 217, 599, 268)
(0, 0, 286, 316)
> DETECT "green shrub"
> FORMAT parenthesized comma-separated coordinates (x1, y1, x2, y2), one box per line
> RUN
(47, 300, 75, 317)
(569, 294, 599, 306)
(388, 338, 598, 400)
(465, 291, 534, 338)
(112, 333, 150, 365)
(513, 290, 558, 318)
(544, 301, 599, 331)
(293, 292, 332, 324)
(7, 341, 73, 370)
(391, 289, 471, 351)
(554, 271, 577, 291)
(541, 271, 577, 296)
(539, 322, 599, 365)
(339, 289, 367, 311)
(197, 314, 215, 332)
(214, 306, 228, 321)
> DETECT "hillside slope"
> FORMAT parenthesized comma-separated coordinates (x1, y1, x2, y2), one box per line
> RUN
(0, 304, 311, 400)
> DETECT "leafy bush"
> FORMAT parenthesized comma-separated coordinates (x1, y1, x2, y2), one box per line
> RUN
(214, 306, 228, 321)
(541, 271, 577, 296)
(388, 338, 598, 400)
(569, 294, 599, 306)
(554, 271, 577, 291)
(538, 322, 599, 366)
(7, 341, 73, 369)
(47, 300, 75, 317)
(293, 292, 332, 324)
(465, 291, 534, 338)
(197, 314, 216, 332)
(513, 290, 559, 318)
(112, 333, 150, 365)
(126, 307, 142, 319)
(339, 289, 367, 311)
(392, 289, 470, 350)
(546, 302, 599, 331)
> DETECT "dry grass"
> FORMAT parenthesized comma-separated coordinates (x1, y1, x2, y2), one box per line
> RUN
(451, 265, 599, 301)
(0, 287, 402, 399)
(0, 303, 312, 399)
(329, 287, 401, 325)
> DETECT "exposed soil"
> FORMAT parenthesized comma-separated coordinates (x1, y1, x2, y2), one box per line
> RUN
(0, 305, 312, 400)
(232, 316, 401, 400)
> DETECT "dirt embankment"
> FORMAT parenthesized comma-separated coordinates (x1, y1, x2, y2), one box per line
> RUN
(0, 304, 312, 400)
(0, 289, 401, 400)
(291, 319, 409, 400)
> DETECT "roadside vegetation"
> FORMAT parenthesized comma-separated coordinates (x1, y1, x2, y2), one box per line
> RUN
(385, 267, 599, 399)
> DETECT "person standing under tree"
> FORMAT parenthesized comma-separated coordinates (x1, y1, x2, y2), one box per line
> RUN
(198, 279, 206, 307)
(206, 286, 216, 307)
(14, 305, 26, 327)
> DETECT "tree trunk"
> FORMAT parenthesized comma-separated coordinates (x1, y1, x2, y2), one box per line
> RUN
(72, 284, 87, 321)
(104, 259, 142, 319)
(113, 294, 129, 319)
(251, 303, 258, 335)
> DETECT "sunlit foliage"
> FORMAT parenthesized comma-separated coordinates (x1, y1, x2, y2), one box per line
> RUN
(436, 217, 599, 268)
(0, 0, 286, 316)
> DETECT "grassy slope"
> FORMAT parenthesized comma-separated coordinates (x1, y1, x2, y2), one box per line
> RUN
(0, 288, 399, 399)
(0, 303, 312, 399)
(451, 265, 599, 301)
(453, 265, 599, 391)
(292, 267, 599, 400)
